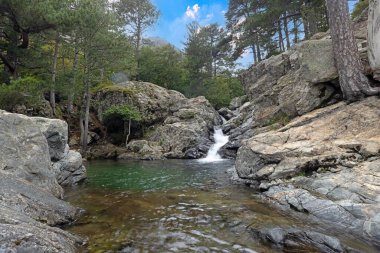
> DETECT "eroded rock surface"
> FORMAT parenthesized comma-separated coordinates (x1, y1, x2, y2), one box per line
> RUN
(0, 110, 86, 252)
(235, 97, 380, 247)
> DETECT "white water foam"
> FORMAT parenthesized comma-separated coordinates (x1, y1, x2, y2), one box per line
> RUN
(198, 127, 229, 163)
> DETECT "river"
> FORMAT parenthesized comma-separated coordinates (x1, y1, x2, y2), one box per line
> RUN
(65, 160, 375, 252)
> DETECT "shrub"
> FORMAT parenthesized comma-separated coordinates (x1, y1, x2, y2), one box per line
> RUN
(103, 105, 142, 145)
(0, 77, 47, 111)
(205, 76, 244, 109)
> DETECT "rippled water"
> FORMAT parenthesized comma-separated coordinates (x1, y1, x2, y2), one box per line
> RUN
(65, 160, 375, 253)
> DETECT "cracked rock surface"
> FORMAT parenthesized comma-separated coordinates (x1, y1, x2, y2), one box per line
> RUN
(0, 110, 86, 252)
(236, 97, 380, 248)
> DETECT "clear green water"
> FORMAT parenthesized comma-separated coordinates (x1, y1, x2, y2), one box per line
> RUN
(65, 160, 376, 253)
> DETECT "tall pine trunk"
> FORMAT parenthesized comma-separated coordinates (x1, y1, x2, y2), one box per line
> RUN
(293, 17, 299, 44)
(50, 33, 59, 115)
(326, 0, 380, 101)
(80, 52, 91, 153)
(278, 20, 284, 52)
(368, 0, 380, 81)
(68, 45, 79, 114)
(256, 44, 262, 62)
(284, 14, 291, 50)
(252, 45, 257, 64)
(136, 15, 142, 81)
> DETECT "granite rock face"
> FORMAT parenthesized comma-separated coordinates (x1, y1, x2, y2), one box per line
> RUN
(221, 15, 372, 159)
(235, 97, 380, 247)
(0, 110, 63, 197)
(95, 82, 221, 159)
(220, 40, 340, 158)
(0, 110, 86, 252)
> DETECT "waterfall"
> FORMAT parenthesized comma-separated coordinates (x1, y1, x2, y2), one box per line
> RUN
(199, 127, 229, 163)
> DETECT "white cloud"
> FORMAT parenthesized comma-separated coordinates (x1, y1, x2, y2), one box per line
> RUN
(185, 4, 200, 19)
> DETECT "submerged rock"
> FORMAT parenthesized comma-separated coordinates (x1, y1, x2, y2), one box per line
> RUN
(0, 110, 86, 252)
(250, 227, 348, 253)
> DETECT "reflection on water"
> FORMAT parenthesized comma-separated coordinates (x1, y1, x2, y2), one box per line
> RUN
(65, 160, 375, 253)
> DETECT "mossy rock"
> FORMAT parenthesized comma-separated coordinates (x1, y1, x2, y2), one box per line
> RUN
(175, 109, 196, 120)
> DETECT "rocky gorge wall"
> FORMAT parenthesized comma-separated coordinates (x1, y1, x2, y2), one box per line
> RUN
(0, 110, 86, 252)
(220, 11, 372, 159)
(228, 8, 380, 250)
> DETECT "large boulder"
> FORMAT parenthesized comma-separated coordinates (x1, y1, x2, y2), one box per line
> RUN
(368, 0, 380, 80)
(235, 97, 380, 246)
(147, 96, 218, 159)
(95, 82, 221, 159)
(95, 81, 186, 125)
(0, 110, 63, 197)
(0, 110, 86, 251)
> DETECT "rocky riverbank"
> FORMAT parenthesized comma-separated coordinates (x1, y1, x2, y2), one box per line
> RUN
(0, 110, 86, 252)
(226, 9, 380, 250)
(235, 97, 380, 248)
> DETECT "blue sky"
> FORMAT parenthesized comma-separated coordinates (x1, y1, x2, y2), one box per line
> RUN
(147, 0, 228, 48)
(147, 0, 359, 68)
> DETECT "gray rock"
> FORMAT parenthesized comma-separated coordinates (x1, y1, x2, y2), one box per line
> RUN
(30, 116, 69, 161)
(0, 172, 81, 226)
(119, 140, 164, 160)
(236, 97, 380, 246)
(53, 150, 87, 186)
(0, 111, 85, 251)
(218, 107, 236, 120)
(250, 227, 347, 253)
(0, 204, 82, 253)
(0, 110, 63, 197)
(229, 95, 248, 110)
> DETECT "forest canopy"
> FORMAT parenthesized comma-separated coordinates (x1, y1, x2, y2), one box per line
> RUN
(0, 0, 367, 150)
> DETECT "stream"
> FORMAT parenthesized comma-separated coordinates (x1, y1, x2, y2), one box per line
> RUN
(64, 160, 375, 253)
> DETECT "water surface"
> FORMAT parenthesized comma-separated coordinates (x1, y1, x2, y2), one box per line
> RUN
(65, 160, 375, 252)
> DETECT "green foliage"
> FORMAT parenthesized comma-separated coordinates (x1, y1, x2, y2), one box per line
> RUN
(225, 0, 328, 62)
(184, 22, 235, 97)
(205, 76, 244, 109)
(0, 77, 47, 110)
(115, 0, 159, 49)
(352, 0, 369, 19)
(103, 105, 142, 122)
(139, 45, 187, 92)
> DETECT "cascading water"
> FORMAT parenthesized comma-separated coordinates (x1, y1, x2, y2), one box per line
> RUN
(199, 127, 229, 163)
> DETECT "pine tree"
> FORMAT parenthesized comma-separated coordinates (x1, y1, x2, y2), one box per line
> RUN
(326, 0, 380, 101)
